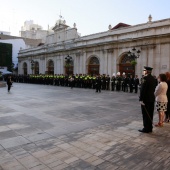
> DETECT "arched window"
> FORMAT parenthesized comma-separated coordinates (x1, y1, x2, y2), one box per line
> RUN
(88, 57, 100, 75)
(23, 62, 27, 75)
(47, 60, 54, 74)
(119, 54, 135, 76)
(120, 55, 134, 64)
(34, 62, 39, 74)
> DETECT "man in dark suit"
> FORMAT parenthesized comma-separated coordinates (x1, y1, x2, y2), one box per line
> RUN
(139, 66, 156, 133)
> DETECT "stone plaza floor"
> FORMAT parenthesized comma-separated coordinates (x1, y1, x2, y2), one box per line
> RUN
(0, 83, 170, 170)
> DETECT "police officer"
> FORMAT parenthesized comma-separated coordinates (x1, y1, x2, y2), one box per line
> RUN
(139, 66, 156, 133)
(106, 75, 110, 90)
(129, 75, 134, 93)
(116, 72, 121, 91)
(122, 74, 129, 92)
(102, 74, 106, 90)
(134, 75, 139, 93)
(95, 75, 101, 93)
(111, 73, 116, 91)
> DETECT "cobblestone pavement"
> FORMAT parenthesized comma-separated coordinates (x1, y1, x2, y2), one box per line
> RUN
(0, 83, 170, 170)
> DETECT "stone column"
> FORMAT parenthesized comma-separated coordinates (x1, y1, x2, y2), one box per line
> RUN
(53, 56, 57, 74)
(82, 51, 86, 74)
(114, 48, 118, 74)
(18, 60, 22, 74)
(103, 50, 108, 74)
(159, 43, 169, 75)
(107, 49, 114, 76)
(40, 56, 45, 74)
(28, 59, 32, 74)
(73, 54, 77, 74)
(60, 56, 64, 74)
(99, 50, 104, 74)
(56, 56, 61, 74)
(79, 53, 83, 74)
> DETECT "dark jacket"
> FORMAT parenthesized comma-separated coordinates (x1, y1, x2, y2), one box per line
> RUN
(96, 77, 102, 85)
(139, 74, 156, 102)
(167, 80, 170, 102)
(7, 77, 12, 85)
(134, 78, 139, 85)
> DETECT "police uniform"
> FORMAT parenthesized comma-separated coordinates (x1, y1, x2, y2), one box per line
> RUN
(116, 75, 121, 91)
(106, 75, 110, 90)
(129, 75, 134, 93)
(111, 75, 116, 91)
(139, 66, 156, 133)
(95, 76, 101, 92)
(134, 76, 139, 93)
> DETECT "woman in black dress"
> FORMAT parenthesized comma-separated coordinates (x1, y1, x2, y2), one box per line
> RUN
(165, 72, 170, 122)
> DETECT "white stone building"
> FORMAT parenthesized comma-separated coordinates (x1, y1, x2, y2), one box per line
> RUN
(20, 20, 52, 43)
(18, 16, 170, 77)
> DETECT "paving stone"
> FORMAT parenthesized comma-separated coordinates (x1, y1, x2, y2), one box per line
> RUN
(0, 130, 19, 140)
(47, 160, 63, 168)
(0, 84, 170, 169)
(31, 150, 49, 158)
(25, 133, 52, 142)
(0, 126, 10, 133)
(0, 136, 30, 149)
(90, 159, 105, 166)
(51, 163, 68, 170)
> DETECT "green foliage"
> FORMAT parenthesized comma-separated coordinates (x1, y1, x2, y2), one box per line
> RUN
(65, 63, 71, 68)
(130, 60, 137, 66)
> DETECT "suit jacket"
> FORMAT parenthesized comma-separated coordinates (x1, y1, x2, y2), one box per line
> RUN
(154, 82, 168, 102)
(139, 74, 156, 102)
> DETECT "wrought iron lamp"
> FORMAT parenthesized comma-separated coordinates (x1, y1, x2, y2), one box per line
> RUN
(128, 47, 141, 59)
(31, 60, 35, 74)
(65, 55, 73, 75)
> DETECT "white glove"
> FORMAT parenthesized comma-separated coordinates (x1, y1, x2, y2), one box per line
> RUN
(140, 101, 145, 106)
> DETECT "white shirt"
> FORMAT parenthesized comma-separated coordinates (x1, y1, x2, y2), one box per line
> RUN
(154, 82, 168, 102)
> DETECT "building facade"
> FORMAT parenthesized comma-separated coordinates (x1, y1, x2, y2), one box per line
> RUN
(18, 17, 170, 77)
(20, 20, 52, 43)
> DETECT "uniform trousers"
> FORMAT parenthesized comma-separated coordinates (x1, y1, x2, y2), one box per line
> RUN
(141, 102, 154, 132)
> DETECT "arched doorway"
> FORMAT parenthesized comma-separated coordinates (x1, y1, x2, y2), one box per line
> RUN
(34, 61, 39, 74)
(119, 54, 135, 76)
(65, 60, 73, 75)
(23, 62, 27, 75)
(47, 60, 54, 74)
(88, 57, 100, 75)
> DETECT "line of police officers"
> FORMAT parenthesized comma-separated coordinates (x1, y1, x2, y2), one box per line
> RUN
(7, 72, 140, 93)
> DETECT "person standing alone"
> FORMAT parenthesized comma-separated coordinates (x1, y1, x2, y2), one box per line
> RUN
(139, 66, 156, 133)
(95, 75, 101, 93)
(7, 75, 13, 92)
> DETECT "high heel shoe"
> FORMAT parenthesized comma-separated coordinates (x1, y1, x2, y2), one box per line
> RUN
(155, 123, 163, 127)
